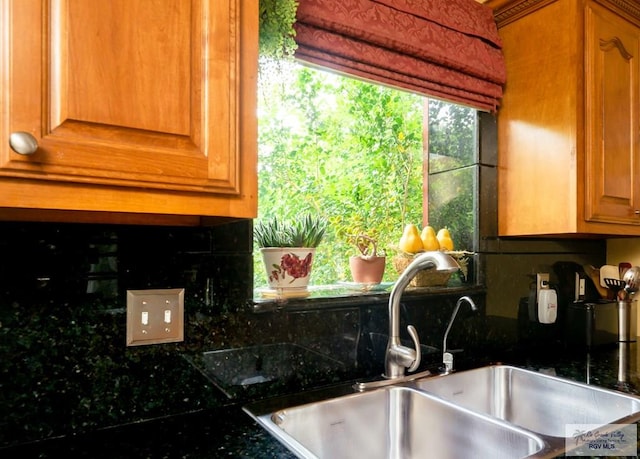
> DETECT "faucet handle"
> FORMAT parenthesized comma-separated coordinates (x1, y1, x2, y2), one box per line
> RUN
(406, 325, 421, 372)
(443, 352, 454, 373)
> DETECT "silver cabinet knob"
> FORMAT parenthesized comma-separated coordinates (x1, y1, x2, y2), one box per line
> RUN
(9, 131, 38, 155)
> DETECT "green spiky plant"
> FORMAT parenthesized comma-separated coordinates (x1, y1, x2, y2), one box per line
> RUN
(259, 0, 299, 61)
(254, 214, 327, 248)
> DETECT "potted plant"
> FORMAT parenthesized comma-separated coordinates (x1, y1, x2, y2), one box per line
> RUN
(349, 234, 386, 285)
(254, 214, 327, 294)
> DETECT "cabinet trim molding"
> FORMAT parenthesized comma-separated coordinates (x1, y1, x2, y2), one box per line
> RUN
(600, 37, 633, 59)
(490, 0, 640, 26)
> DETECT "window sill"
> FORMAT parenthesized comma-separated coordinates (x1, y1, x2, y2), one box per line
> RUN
(250, 283, 486, 313)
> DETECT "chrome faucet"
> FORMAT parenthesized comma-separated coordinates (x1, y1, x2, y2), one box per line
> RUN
(442, 296, 477, 374)
(384, 251, 460, 379)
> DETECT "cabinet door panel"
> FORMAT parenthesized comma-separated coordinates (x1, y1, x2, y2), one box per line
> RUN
(585, 4, 640, 224)
(2, 0, 239, 194)
(65, 0, 190, 135)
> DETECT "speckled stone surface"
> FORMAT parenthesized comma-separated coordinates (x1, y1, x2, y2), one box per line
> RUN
(0, 408, 296, 458)
(0, 220, 625, 458)
(5, 342, 639, 459)
(0, 221, 483, 453)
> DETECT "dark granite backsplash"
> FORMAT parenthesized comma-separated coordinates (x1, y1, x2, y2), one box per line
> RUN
(0, 220, 267, 448)
(0, 221, 469, 449)
(0, 219, 608, 451)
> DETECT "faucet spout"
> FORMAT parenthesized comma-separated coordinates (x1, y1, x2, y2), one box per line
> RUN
(442, 296, 478, 373)
(384, 251, 460, 379)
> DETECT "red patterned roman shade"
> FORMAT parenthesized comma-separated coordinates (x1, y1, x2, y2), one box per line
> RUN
(294, 0, 505, 111)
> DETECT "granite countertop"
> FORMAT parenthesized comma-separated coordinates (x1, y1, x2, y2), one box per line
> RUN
(6, 343, 640, 458)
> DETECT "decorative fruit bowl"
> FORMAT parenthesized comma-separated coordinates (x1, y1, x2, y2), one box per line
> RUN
(392, 250, 472, 287)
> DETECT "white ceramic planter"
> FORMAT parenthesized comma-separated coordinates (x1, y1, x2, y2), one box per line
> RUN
(260, 247, 316, 290)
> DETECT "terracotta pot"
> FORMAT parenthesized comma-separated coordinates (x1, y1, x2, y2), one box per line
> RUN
(349, 255, 386, 284)
(261, 247, 316, 290)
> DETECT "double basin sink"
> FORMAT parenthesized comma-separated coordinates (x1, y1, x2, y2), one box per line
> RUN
(249, 365, 640, 458)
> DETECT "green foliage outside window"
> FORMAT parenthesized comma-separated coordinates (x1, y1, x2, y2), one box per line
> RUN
(255, 60, 476, 288)
(259, 0, 298, 61)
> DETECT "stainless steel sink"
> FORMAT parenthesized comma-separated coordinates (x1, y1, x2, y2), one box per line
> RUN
(415, 364, 640, 438)
(254, 386, 545, 459)
(248, 364, 640, 458)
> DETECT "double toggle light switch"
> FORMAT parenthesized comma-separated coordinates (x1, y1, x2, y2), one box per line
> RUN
(126, 288, 184, 346)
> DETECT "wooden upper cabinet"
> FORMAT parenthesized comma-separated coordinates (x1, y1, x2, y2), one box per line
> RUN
(490, 0, 640, 236)
(585, 3, 640, 225)
(0, 0, 258, 223)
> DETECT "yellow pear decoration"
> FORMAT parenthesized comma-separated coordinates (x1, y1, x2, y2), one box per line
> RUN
(398, 224, 424, 253)
(436, 228, 454, 251)
(420, 226, 440, 251)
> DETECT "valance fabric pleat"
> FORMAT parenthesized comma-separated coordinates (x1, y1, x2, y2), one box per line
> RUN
(294, 0, 505, 111)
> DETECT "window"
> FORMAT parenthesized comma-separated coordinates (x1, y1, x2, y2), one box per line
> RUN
(254, 60, 477, 291)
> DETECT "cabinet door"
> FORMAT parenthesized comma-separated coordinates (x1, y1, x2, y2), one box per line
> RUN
(585, 3, 640, 225)
(0, 0, 257, 218)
